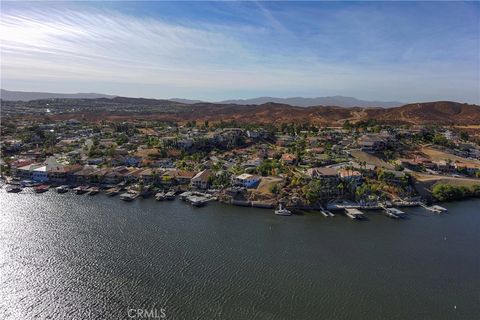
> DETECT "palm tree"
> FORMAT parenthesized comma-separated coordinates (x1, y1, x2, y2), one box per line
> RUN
(337, 183, 344, 195)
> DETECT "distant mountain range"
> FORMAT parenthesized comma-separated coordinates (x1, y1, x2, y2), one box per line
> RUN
(1, 89, 115, 101)
(3, 94, 478, 125)
(172, 96, 403, 108)
(2, 89, 402, 108)
(217, 96, 404, 108)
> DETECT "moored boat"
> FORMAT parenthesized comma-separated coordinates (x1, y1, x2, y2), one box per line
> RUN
(165, 191, 175, 200)
(431, 205, 447, 212)
(155, 192, 166, 201)
(34, 184, 49, 193)
(74, 186, 88, 194)
(6, 186, 23, 193)
(87, 187, 100, 195)
(120, 192, 138, 201)
(56, 185, 69, 193)
(105, 187, 120, 196)
(275, 203, 292, 216)
(384, 207, 405, 219)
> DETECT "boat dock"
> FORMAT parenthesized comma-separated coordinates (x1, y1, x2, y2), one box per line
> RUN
(164, 191, 176, 200)
(385, 207, 405, 219)
(119, 192, 139, 201)
(379, 204, 405, 219)
(344, 208, 364, 220)
(179, 191, 212, 207)
(319, 206, 335, 217)
(420, 203, 447, 213)
(105, 187, 120, 196)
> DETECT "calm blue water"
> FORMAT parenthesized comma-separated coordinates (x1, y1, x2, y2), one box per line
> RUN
(0, 189, 479, 319)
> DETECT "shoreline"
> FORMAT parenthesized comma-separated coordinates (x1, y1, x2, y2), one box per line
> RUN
(1, 178, 461, 219)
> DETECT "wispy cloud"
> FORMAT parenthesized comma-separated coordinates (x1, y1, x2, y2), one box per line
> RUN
(1, 2, 479, 103)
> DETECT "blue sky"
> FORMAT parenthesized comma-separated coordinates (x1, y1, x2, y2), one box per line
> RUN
(1, 1, 479, 103)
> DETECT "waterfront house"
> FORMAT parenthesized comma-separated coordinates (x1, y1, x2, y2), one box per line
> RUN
(73, 166, 97, 184)
(173, 170, 196, 185)
(191, 170, 212, 189)
(10, 159, 36, 175)
(138, 169, 160, 185)
(48, 164, 83, 184)
(104, 166, 130, 184)
(306, 167, 342, 199)
(88, 168, 110, 184)
(32, 166, 49, 182)
(15, 163, 43, 179)
(233, 173, 261, 188)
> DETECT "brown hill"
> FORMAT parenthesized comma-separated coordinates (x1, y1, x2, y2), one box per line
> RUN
(181, 101, 479, 125)
(367, 101, 480, 125)
(7, 97, 479, 125)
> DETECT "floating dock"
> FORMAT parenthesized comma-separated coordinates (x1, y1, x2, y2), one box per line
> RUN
(385, 207, 405, 219)
(186, 195, 209, 207)
(155, 192, 166, 201)
(164, 191, 176, 200)
(105, 187, 120, 196)
(319, 206, 335, 217)
(119, 192, 138, 201)
(344, 208, 364, 220)
(379, 204, 405, 219)
(420, 203, 447, 213)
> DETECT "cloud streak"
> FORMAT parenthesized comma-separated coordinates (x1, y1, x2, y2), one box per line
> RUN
(1, 2, 479, 103)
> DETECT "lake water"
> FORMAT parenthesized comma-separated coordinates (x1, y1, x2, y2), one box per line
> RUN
(0, 189, 479, 319)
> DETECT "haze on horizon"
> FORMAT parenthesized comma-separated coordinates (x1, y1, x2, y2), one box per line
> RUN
(1, 1, 479, 104)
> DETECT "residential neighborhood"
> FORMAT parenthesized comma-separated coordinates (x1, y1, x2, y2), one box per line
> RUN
(2, 117, 480, 213)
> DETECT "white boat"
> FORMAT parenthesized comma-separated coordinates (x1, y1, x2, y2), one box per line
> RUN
(6, 186, 22, 193)
(420, 203, 445, 213)
(165, 191, 175, 200)
(87, 187, 100, 195)
(105, 187, 120, 196)
(275, 204, 292, 216)
(431, 205, 447, 212)
(56, 185, 69, 193)
(74, 186, 88, 194)
(34, 184, 49, 193)
(179, 191, 192, 201)
(155, 192, 165, 201)
(120, 192, 138, 201)
(384, 207, 405, 219)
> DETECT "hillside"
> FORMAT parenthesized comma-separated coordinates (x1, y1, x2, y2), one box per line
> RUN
(219, 96, 403, 108)
(1, 89, 115, 101)
(3, 97, 479, 125)
(368, 101, 480, 124)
